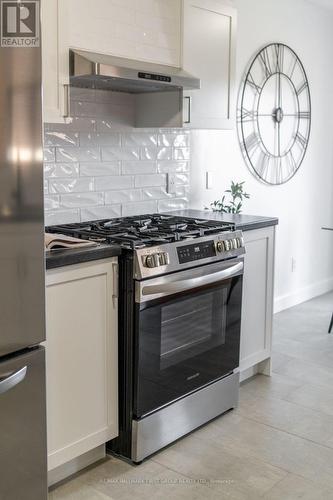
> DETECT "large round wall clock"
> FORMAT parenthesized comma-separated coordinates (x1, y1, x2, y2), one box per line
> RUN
(237, 43, 311, 185)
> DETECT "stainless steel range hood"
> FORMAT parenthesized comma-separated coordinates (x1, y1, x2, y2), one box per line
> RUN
(69, 49, 200, 93)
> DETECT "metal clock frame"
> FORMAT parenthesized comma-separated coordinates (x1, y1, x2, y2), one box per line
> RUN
(237, 43, 311, 185)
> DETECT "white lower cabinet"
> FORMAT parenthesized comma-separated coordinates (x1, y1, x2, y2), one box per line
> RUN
(45, 258, 118, 472)
(240, 226, 276, 380)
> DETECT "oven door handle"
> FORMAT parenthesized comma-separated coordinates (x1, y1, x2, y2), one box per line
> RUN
(141, 261, 243, 298)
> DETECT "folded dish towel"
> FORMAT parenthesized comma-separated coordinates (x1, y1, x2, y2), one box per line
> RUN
(45, 233, 97, 251)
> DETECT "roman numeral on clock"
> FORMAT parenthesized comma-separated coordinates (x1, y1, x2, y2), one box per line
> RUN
(285, 150, 297, 176)
(240, 108, 258, 122)
(295, 131, 308, 149)
(296, 81, 308, 95)
(275, 44, 284, 73)
(256, 151, 270, 179)
(247, 72, 262, 95)
(298, 111, 310, 120)
(258, 48, 273, 78)
(242, 132, 261, 156)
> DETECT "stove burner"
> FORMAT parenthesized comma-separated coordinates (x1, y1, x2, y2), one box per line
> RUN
(46, 214, 235, 249)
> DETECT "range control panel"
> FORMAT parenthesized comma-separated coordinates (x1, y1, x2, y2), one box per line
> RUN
(177, 240, 216, 264)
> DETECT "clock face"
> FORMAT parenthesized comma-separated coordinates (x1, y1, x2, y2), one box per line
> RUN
(237, 43, 311, 185)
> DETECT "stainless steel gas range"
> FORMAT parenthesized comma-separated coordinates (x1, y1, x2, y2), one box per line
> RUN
(47, 214, 245, 463)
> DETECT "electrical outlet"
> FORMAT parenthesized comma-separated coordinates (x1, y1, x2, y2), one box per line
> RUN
(167, 173, 177, 194)
(206, 171, 213, 190)
(291, 257, 297, 273)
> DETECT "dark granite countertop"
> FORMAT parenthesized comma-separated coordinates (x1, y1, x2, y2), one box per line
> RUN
(46, 243, 121, 270)
(164, 210, 279, 231)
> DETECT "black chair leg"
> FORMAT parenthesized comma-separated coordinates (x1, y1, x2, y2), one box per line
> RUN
(329, 313, 333, 334)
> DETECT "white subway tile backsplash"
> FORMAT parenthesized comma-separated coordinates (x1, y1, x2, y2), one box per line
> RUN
(173, 173, 190, 185)
(44, 195, 60, 210)
(157, 161, 189, 173)
(44, 163, 80, 178)
(102, 147, 140, 161)
(142, 187, 171, 200)
(80, 162, 120, 177)
(44, 132, 79, 147)
(105, 189, 142, 204)
(158, 198, 188, 212)
(122, 133, 157, 147)
(44, 148, 55, 162)
(56, 146, 101, 163)
(80, 205, 122, 221)
(122, 161, 157, 175)
(74, 101, 135, 126)
(158, 134, 189, 147)
(79, 132, 121, 147)
(135, 174, 166, 188)
(60, 192, 104, 209)
(95, 118, 133, 133)
(44, 93, 190, 224)
(122, 200, 158, 216)
(49, 178, 94, 194)
(173, 148, 190, 160)
(45, 117, 96, 133)
(45, 209, 80, 226)
(95, 176, 134, 191)
(141, 146, 172, 161)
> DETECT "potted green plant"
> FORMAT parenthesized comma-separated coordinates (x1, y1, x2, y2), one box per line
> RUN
(207, 181, 250, 214)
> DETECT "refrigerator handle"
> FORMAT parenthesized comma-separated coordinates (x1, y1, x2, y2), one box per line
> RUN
(0, 366, 27, 395)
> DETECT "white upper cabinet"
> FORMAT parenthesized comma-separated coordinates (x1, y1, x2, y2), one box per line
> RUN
(42, 0, 182, 123)
(182, 0, 237, 129)
(41, 0, 236, 127)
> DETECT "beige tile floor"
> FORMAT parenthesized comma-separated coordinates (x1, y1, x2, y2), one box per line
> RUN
(49, 291, 333, 500)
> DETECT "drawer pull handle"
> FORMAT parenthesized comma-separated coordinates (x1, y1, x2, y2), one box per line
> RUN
(0, 366, 27, 395)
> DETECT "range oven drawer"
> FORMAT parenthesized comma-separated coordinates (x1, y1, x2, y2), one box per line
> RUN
(132, 371, 240, 462)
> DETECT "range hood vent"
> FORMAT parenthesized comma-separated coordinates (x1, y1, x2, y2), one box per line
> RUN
(69, 49, 200, 94)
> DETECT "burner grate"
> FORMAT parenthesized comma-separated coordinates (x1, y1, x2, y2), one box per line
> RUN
(46, 214, 235, 249)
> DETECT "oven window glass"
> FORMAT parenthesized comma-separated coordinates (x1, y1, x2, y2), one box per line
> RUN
(160, 289, 227, 370)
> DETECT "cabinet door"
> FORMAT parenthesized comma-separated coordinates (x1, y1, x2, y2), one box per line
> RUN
(240, 227, 275, 372)
(45, 259, 118, 471)
(41, 0, 69, 123)
(182, 0, 236, 129)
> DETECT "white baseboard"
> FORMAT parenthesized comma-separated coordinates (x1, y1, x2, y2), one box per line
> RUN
(274, 276, 333, 314)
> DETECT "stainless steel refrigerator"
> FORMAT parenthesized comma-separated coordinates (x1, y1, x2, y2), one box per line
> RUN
(0, 1, 47, 499)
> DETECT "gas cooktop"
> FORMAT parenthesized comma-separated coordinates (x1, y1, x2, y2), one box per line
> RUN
(46, 214, 236, 250)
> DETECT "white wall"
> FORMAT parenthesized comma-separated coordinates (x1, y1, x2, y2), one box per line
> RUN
(189, 0, 333, 312)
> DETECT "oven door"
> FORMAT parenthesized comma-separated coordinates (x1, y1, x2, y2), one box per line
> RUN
(133, 258, 243, 418)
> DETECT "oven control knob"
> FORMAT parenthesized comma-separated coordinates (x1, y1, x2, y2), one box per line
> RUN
(144, 254, 159, 268)
(144, 252, 170, 268)
(159, 252, 170, 266)
(224, 239, 231, 251)
(215, 241, 225, 253)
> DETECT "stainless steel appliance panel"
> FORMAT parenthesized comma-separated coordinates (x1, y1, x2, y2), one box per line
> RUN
(0, 347, 47, 500)
(0, 0, 45, 357)
(132, 371, 240, 462)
